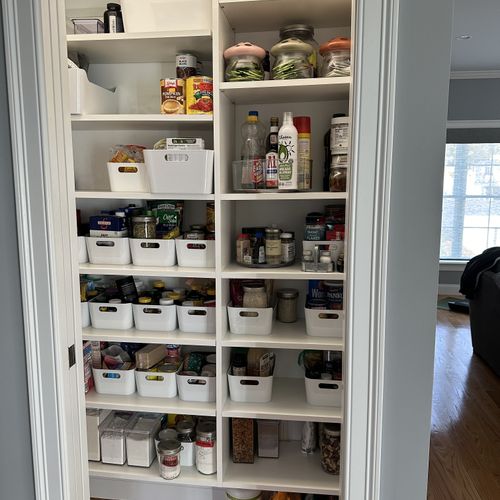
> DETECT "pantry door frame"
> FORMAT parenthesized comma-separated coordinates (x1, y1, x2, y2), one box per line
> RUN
(2, 0, 89, 499)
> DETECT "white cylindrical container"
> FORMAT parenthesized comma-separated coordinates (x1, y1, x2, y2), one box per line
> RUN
(278, 111, 298, 191)
(195, 421, 216, 475)
(158, 440, 182, 480)
(226, 490, 263, 500)
(330, 115, 350, 155)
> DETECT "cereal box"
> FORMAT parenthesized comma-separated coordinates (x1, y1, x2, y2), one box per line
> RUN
(186, 76, 213, 115)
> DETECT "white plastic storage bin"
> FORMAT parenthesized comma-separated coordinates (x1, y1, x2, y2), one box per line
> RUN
(68, 67, 117, 115)
(86, 237, 131, 265)
(81, 301, 91, 328)
(175, 238, 215, 268)
(228, 373, 274, 403)
(144, 149, 214, 194)
(121, 0, 212, 32)
(93, 367, 136, 396)
(78, 236, 88, 263)
(304, 376, 343, 407)
(227, 304, 274, 335)
(107, 162, 150, 193)
(130, 239, 176, 267)
(89, 297, 134, 330)
(177, 305, 216, 334)
(176, 373, 216, 402)
(135, 369, 178, 398)
(304, 308, 344, 338)
(132, 303, 177, 332)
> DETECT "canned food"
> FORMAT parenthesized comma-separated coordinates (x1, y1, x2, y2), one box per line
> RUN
(185, 231, 206, 240)
(324, 281, 343, 310)
(186, 76, 213, 115)
(308, 298, 328, 309)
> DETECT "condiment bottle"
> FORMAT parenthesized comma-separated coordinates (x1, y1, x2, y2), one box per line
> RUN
(236, 233, 251, 265)
(103, 3, 124, 33)
(278, 112, 299, 191)
(280, 232, 295, 264)
(265, 117, 279, 189)
(265, 227, 281, 265)
(293, 116, 312, 191)
(252, 231, 266, 264)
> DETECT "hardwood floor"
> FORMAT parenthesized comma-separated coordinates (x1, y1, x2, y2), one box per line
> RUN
(427, 309, 500, 499)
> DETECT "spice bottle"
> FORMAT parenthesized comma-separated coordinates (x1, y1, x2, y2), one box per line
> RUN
(265, 117, 279, 189)
(103, 3, 124, 33)
(265, 227, 281, 265)
(236, 233, 251, 265)
(196, 422, 217, 475)
(277, 288, 299, 323)
(280, 232, 295, 264)
(293, 116, 312, 191)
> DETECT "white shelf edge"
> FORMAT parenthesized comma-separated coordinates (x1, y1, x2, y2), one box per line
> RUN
(75, 191, 215, 200)
(222, 333, 344, 350)
(220, 76, 351, 92)
(71, 114, 213, 123)
(221, 192, 348, 201)
(67, 29, 212, 43)
(222, 264, 345, 280)
(79, 263, 216, 278)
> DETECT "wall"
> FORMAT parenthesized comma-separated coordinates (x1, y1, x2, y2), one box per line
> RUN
(0, 2, 36, 498)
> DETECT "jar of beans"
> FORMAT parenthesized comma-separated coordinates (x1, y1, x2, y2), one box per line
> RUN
(320, 423, 341, 474)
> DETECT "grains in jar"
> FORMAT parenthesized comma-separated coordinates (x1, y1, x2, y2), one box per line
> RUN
(277, 288, 299, 322)
(265, 227, 281, 265)
(157, 439, 182, 480)
(320, 423, 341, 474)
(132, 216, 157, 239)
(196, 421, 216, 475)
(242, 283, 267, 308)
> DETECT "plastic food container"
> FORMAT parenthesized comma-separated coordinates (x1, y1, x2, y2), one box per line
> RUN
(129, 238, 176, 267)
(85, 236, 131, 265)
(175, 237, 215, 268)
(107, 162, 150, 193)
(88, 296, 134, 330)
(226, 489, 263, 500)
(126, 413, 162, 467)
(132, 303, 177, 332)
(177, 305, 216, 334)
(224, 42, 266, 82)
(304, 308, 344, 338)
(228, 372, 274, 403)
(93, 366, 136, 396)
(227, 304, 274, 335)
(176, 373, 216, 402)
(271, 38, 313, 80)
(72, 18, 104, 34)
(304, 376, 343, 407)
(99, 411, 135, 465)
(320, 37, 351, 77)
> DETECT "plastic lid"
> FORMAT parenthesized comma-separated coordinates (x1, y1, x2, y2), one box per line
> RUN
(293, 116, 311, 133)
(107, 3, 121, 10)
(277, 288, 299, 298)
(159, 298, 174, 305)
(248, 111, 259, 117)
(224, 42, 266, 61)
(280, 232, 293, 239)
(138, 296, 152, 304)
(320, 37, 351, 55)
(279, 24, 315, 38)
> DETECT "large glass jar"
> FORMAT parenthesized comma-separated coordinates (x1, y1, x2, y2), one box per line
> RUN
(320, 37, 351, 77)
(277, 288, 299, 323)
(271, 38, 313, 80)
(242, 283, 267, 308)
(196, 421, 217, 475)
(224, 42, 266, 82)
(320, 423, 341, 474)
(279, 24, 319, 75)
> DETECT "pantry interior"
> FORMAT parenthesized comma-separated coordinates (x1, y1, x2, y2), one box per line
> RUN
(10, 0, 453, 499)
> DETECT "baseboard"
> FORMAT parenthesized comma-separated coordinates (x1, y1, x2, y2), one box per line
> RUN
(438, 283, 462, 296)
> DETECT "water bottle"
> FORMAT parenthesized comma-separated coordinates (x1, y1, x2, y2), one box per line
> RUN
(241, 111, 266, 189)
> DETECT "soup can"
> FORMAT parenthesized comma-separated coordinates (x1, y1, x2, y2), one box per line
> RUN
(324, 281, 343, 310)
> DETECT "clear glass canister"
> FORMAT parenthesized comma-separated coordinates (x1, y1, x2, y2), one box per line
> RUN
(242, 283, 268, 308)
(132, 216, 156, 239)
(224, 42, 266, 82)
(265, 227, 281, 265)
(320, 423, 341, 474)
(277, 288, 299, 322)
(320, 37, 351, 77)
(157, 439, 182, 480)
(196, 421, 217, 475)
(271, 38, 313, 80)
(279, 24, 319, 75)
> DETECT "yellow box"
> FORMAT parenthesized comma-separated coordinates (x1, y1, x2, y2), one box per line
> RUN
(186, 76, 213, 115)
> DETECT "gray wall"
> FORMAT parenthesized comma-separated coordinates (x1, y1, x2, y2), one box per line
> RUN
(0, 3, 36, 499)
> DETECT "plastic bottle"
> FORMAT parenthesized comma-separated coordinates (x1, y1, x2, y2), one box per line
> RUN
(265, 117, 279, 188)
(293, 116, 312, 191)
(104, 3, 124, 33)
(278, 112, 299, 191)
(241, 111, 266, 189)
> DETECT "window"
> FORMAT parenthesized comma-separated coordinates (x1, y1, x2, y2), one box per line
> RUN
(440, 143, 500, 260)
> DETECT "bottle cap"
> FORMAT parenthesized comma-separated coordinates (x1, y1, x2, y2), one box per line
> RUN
(293, 116, 311, 133)
(107, 3, 121, 10)
(153, 280, 166, 289)
(138, 296, 152, 304)
(282, 111, 293, 123)
(159, 298, 174, 306)
(280, 232, 293, 239)
(248, 110, 259, 117)
(238, 233, 250, 239)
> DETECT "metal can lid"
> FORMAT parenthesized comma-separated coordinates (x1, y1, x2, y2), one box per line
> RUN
(138, 296, 152, 304)
(243, 284, 266, 292)
(158, 428, 177, 441)
(176, 420, 195, 434)
(277, 288, 299, 299)
(157, 439, 182, 455)
(280, 232, 294, 239)
(131, 216, 156, 223)
(196, 421, 216, 437)
(153, 280, 166, 289)
(108, 298, 122, 304)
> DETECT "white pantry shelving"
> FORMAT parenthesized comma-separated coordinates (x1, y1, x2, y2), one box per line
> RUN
(221, 263, 345, 280)
(79, 263, 216, 279)
(75, 191, 216, 200)
(220, 191, 348, 200)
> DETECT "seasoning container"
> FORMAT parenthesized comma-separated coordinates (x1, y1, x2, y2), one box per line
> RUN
(304, 213, 326, 241)
(232, 418, 255, 463)
(280, 232, 295, 264)
(265, 227, 281, 265)
(224, 42, 266, 82)
(277, 288, 299, 323)
(271, 38, 313, 80)
(132, 216, 156, 239)
(251, 231, 266, 264)
(158, 439, 182, 480)
(279, 24, 319, 75)
(320, 37, 351, 77)
(320, 423, 341, 474)
(103, 3, 124, 33)
(160, 78, 185, 115)
(236, 233, 251, 265)
(176, 53, 197, 79)
(330, 115, 350, 156)
(176, 420, 196, 467)
(232, 352, 247, 376)
(257, 420, 279, 458)
(242, 283, 268, 308)
(196, 421, 217, 475)
(329, 155, 348, 192)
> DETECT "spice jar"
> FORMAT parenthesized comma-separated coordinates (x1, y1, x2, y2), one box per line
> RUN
(196, 421, 217, 475)
(329, 155, 348, 192)
(265, 227, 281, 265)
(224, 42, 266, 82)
(277, 288, 299, 323)
(304, 213, 326, 241)
(157, 439, 182, 480)
(279, 24, 319, 75)
(320, 37, 351, 77)
(271, 38, 313, 80)
(176, 420, 196, 467)
(132, 216, 156, 239)
(243, 283, 268, 308)
(320, 423, 341, 474)
(236, 233, 251, 265)
(280, 232, 295, 264)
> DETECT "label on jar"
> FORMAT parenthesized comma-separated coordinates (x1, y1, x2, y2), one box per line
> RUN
(265, 239, 281, 256)
(160, 455, 180, 480)
(258, 246, 266, 264)
(331, 122, 350, 155)
(196, 441, 216, 475)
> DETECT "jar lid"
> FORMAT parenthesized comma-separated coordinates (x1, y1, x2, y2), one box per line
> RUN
(176, 420, 195, 434)
(224, 42, 266, 61)
(279, 24, 315, 38)
(265, 227, 280, 234)
(158, 428, 178, 441)
(320, 37, 351, 55)
(132, 216, 156, 223)
(107, 3, 121, 10)
(226, 489, 263, 500)
(108, 298, 122, 304)
(243, 284, 266, 293)
(280, 232, 293, 239)
(271, 38, 313, 57)
(159, 298, 174, 305)
(238, 233, 250, 239)
(277, 288, 299, 299)
(196, 421, 216, 437)
(153, 280, 165, 288)
(138, 296, 152, 304)
(324, 423, 341, 436)
(157, 439, 182, 455)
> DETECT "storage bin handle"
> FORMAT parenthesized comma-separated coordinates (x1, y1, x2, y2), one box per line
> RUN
(102, 372, 121, 379)
(145, 375, 165, 382)
(318, 312, 340, 320)
(186, 243, 207, 250)
(318, 382, 340, 390)
(96, 240, 115, 247)
(239, 311, 259, 318)
(187, 378, 207, 385)
(239, 379, 259, 386)
(117, 165, 139, 174)
(188, 309, 207, 316)
(143, 307, 162, 315)
(98, 306, 117, 313)
(140, 242, 160, 249)
(164, 153, 189, 162)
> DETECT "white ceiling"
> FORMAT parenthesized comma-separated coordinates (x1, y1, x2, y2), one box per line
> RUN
(452, 0, 500, 71)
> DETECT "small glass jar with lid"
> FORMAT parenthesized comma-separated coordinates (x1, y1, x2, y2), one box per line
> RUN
(132, 215, 156, 239)
(279, 24, 319, 75)
(271, 38, 313, 80)
(320, 423, 341, 474)
(329, 155, 348, 192)
(242, 283, 268, 308)
(264, 227, 281, 265)
(320, 37, 351, 77)
(280, 232, 295, 264)
(277, 288, 299, 323)
(224, 42, 266, 82)
(157, 439, 182, 480)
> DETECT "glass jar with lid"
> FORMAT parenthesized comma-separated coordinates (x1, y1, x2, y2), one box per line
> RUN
(264, 227, 281, 265)
(277, 288, 299, 323)
(271, 38, 313, 80)
(242, 283, 268, 308)
(279, 24, 319, 75)
(224, 42, 266, 82)
(157, 439, 182, 480)
(132, 215, 156, 239)
(196, 421, 216, 475)
(320, 423, 341, 474)
(329, 154, 348, 192)
(320, 37, 351, 77)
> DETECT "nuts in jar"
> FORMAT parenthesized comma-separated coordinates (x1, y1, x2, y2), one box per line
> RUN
(320, 423, 341, 474)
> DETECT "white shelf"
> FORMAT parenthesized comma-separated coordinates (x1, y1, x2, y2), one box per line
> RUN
(89, 460, 217, 488)
(222, 263, 345, 280)
(219, 0, 351, 32)
(79, 263, 216, 278)
(222, 319, 344, 350)
(83, 327, 216, 346)
(75, 191, 215, 200)
(71, 114, 213, 130)
(223, 377, 342, 423)
(223, 441, 340, 495)
(66, 30, 212, 63)
(85, 389, 216, 417)
(221, 192, 348, 201)
(220, 78, 350, 104)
